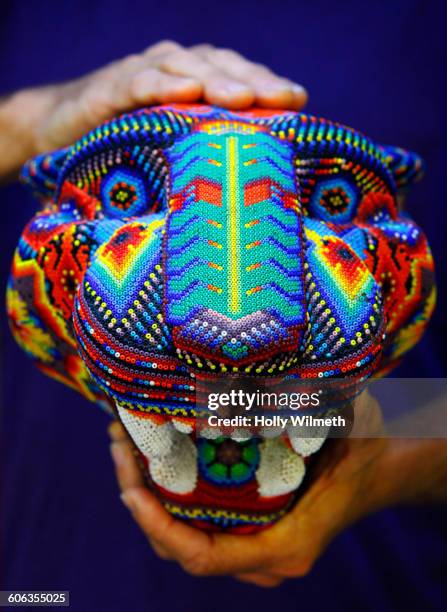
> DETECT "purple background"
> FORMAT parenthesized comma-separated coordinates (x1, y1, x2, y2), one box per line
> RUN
(1, 1, 446, 610)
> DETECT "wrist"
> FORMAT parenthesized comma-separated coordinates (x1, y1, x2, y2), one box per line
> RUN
(0, 86, 56, 181)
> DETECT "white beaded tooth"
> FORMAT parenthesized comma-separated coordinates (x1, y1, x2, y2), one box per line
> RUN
(116, 403, 174, 457)
(199, 426, 222, 439)
(149, 433, 197, 494)
(259, 424, 286, 439)
(256, 438, 305, 497)
(116, 402, 198, 495)
(286, 423, 330, 457)
(230, 427, 252, 441)
(172, 418, 194, 434)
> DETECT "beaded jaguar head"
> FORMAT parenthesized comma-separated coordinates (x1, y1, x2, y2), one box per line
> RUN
(8, 105, 435, 532)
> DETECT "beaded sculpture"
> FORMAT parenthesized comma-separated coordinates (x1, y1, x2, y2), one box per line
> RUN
(7, 104, 435, 533)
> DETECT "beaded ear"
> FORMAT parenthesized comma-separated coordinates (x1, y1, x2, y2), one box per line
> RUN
(380, 144, 425, 191)
(20, 149, 68, 203)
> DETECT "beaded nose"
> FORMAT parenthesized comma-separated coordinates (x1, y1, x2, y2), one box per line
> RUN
(163, 124, 307, 369)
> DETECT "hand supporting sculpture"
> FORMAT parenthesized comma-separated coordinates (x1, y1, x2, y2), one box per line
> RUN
(109, 392, 447, 587)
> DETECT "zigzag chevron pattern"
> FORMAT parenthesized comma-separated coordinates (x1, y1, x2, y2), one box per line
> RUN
(165, 126, 306, 364)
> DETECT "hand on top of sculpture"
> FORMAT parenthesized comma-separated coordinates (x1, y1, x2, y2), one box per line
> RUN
(0, 41, 307, 180)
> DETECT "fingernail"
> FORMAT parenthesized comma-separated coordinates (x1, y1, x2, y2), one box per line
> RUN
(110, 442, 125, 467)
(292, 84, 308, 102)
(108, 420, 123, 441)
(120, 491, 137, 513)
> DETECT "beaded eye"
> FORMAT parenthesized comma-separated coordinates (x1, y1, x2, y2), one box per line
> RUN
(101, 168, 148, 218)
(308, 178, 360, 223)
(57, 144, 168, 220)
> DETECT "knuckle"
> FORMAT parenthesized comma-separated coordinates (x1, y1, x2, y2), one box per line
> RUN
(252, 62, 271, 75)
(192, 43, 214, 53)
(151, 40, 181, 54)
(121, 54, 143, 70)
(163, 48, 193, 66)
(108, 421, 120, 437)
(150, 542, 171, 560)
(128, 70, 154, 98)
(181, 552, 211, 577)
(129, 71, 143, 92)
(79, 87, 99, 115)
(79, 86, 114, 124)
(282, 558, 314, 578)
(296, 561, 313, 577)
(128, 75, 141, 98)
(158, 549, 171, 560)
(213, 47, 241, 62)
(110, 419, 126, 436)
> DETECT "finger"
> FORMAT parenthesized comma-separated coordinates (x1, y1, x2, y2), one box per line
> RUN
(191, 44, 266, 81)
(206, 530, 281, 575)
(84, 67, 199, 119)
(204, 506, 313, 576)
(108, 420, 127, 442)
(253, 79, 308, 110)
(109, 433, 174, 562)
(156, 48, 255, 109)
(129, 69, 202, 104)
(148, 537, 173, 561)
(101, 44, 183, 82)
(192, 46, 308, 110)
(143, 40, 183, 58)
(235, 572, 284, 588)
(121, 486, 295, 576)
(201, 78, 255, 109)
(113, 53, 147, 77)
(120, 486, 214, 574)
(110, 440, 145, 490)
(255, 79, 308, 110)
(351, 389, 385, 437)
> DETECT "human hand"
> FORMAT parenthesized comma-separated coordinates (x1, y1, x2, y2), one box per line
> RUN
(109, 392, 433, 588)
(0, 41, 307, 179)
